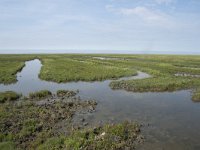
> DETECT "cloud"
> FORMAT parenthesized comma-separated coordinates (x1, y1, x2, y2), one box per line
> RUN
(154, 0, 174, 5)
(120, 7, 165, 21)
(106, 5, 171, 26)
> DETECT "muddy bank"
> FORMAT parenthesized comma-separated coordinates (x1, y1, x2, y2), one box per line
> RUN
(0, 90, 97, 149)
(0, 90, 144, 149)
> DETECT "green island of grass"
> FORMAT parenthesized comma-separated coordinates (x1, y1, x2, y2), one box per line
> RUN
(39, 57, 136, 82)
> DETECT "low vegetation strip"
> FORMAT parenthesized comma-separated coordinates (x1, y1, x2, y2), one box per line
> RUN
(39, 58, 136, 82)
(110, 77, 198, 92)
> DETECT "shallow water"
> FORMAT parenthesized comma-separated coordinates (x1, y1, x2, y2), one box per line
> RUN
(0, 59, 150, 95)
(1, 59, 200, 150)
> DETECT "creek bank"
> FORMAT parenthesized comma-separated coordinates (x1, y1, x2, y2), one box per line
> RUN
(0, 91, 20, 103)
(0, 90, 97, 149)
(0, 89, 144, 150)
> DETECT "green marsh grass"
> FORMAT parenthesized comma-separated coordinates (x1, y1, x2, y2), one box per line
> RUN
(192, 89, 200, 102)
(0, 54, 36, 84)
(36, 121, 141, 150)
(29, 90, 52, 99)
(57, 90, 77, 97)
(1, 54, 200, 99)
(39, 57, 136, 82)
(0, 91, 20, 103)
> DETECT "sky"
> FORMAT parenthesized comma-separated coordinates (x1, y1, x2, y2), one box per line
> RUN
(0, 0, 200, 54)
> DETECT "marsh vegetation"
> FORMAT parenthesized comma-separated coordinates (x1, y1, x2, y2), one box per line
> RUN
(0, 90, 98, 149)
(0, 91, 20, 103)
(29, 90, 52, 100)
(192, 89, 200, 102)
(2, 54, 200, 94)
(1, 54, 200, 149)
(0, 55, 35, 84)
(39, 57, 136, 82)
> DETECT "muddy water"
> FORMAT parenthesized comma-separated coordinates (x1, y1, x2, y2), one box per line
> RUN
(1, 59, 200, 150)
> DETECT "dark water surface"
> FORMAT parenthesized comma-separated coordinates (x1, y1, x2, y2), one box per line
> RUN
(0, 59, 200, 150)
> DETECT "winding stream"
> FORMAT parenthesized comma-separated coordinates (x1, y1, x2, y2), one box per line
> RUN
(0, 59, 150, 95)
(1, 59, 200, 150)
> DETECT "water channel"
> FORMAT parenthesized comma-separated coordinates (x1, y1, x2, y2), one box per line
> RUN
(0, 59, 200, 150)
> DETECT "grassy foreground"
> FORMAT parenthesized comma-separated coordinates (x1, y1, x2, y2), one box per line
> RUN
(0, 90, 98, 149)
(38, 121, 142, 150)
(0, 90, 142, 149)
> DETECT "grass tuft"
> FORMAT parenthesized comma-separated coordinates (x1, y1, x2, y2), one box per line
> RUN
(192, 89, 200, 102)
(57, 90, 77, 97)
(29, 90, 52, 99)
(0, 91, 20, 103)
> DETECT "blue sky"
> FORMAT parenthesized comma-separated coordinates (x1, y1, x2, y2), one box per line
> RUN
(0, 0, 200, 54)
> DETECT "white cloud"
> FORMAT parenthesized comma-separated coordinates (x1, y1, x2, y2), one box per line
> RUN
(105, 5, 114, 11)
(106, 5, 174, 27)
(121, 7, 170, 24)
(155, 0, 174, 5)
(120, 7, 161, 20)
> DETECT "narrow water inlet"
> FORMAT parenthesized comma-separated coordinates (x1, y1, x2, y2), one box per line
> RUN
(0, 59, 150, 95)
